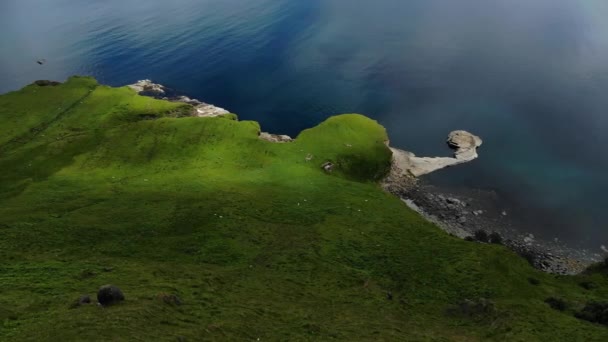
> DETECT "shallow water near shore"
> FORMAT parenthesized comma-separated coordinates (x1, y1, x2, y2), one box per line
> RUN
(1, 0, 607, 250)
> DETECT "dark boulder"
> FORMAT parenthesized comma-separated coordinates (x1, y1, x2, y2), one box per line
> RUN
(97, 285, 125, 306)
(544, 297, 567, 311)
(473, 230, 489, 243)
(489, 232, 503, 245)
(575, 302, 608, 325)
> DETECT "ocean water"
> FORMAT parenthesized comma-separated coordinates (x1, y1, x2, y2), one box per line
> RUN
(1, 0, 607, 250)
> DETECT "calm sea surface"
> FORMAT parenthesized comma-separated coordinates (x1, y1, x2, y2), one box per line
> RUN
(1, 0, 607, 249)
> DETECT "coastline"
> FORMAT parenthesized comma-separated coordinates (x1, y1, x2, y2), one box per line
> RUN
(129, 79, 602, 275)
(388, 180, 601, 275)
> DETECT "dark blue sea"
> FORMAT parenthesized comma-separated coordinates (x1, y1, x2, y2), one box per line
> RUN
(1, 0, 607, 250)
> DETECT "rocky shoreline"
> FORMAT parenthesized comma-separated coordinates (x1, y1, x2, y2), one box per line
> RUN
(130, 79, 602, 275)
(128, 80, 231, 118)
(381, 132, 603, 275)
(128, 80, 293, 142)
(393, 182, 602, 274)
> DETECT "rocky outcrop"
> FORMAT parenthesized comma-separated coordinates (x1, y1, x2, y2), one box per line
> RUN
(128, 79, 165, 96)
(171, 95, 230, 118)
(387, 182, 598, 275)
(97, 285, 125, 306)
(127, 80, 230, 118)
(259, 132, 293, 143)
(390, 130, 482, 178)
(321, 162, 334, 173)
(381, 131, 602, 275)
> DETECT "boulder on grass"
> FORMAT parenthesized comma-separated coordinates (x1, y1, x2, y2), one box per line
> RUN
(575, 302, 608, 325)
(97, 285, 125, 306)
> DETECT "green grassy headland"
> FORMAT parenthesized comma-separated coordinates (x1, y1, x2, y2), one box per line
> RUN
(0, 77, 607, 341)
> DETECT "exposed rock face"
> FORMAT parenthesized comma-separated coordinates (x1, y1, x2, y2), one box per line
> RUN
(193, 103, 229, 117)
(128, 79, 166, 96)
(259, 132, 293, 143)
(447, 130, 482, 159)
(390, 130, 482, 177)
(127, 80, 230, 118)
(171, 95, 230, 118)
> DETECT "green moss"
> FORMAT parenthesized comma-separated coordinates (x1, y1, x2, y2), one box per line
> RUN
(294, 114, 392, 181)
(0, 77, 607, 341)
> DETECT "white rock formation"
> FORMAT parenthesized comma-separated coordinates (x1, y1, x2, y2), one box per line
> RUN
(127, 80, 230, 118)
(390, 130, 482, 177)
(192, 103, 230, 118)
(259, 132, 293, 143)
(128, 79, 165, 96)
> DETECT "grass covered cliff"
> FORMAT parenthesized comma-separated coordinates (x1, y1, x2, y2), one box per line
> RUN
(0, 77, 607, 341)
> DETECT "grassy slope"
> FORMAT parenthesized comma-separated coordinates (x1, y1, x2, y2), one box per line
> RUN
(0, 77, 607, 341)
